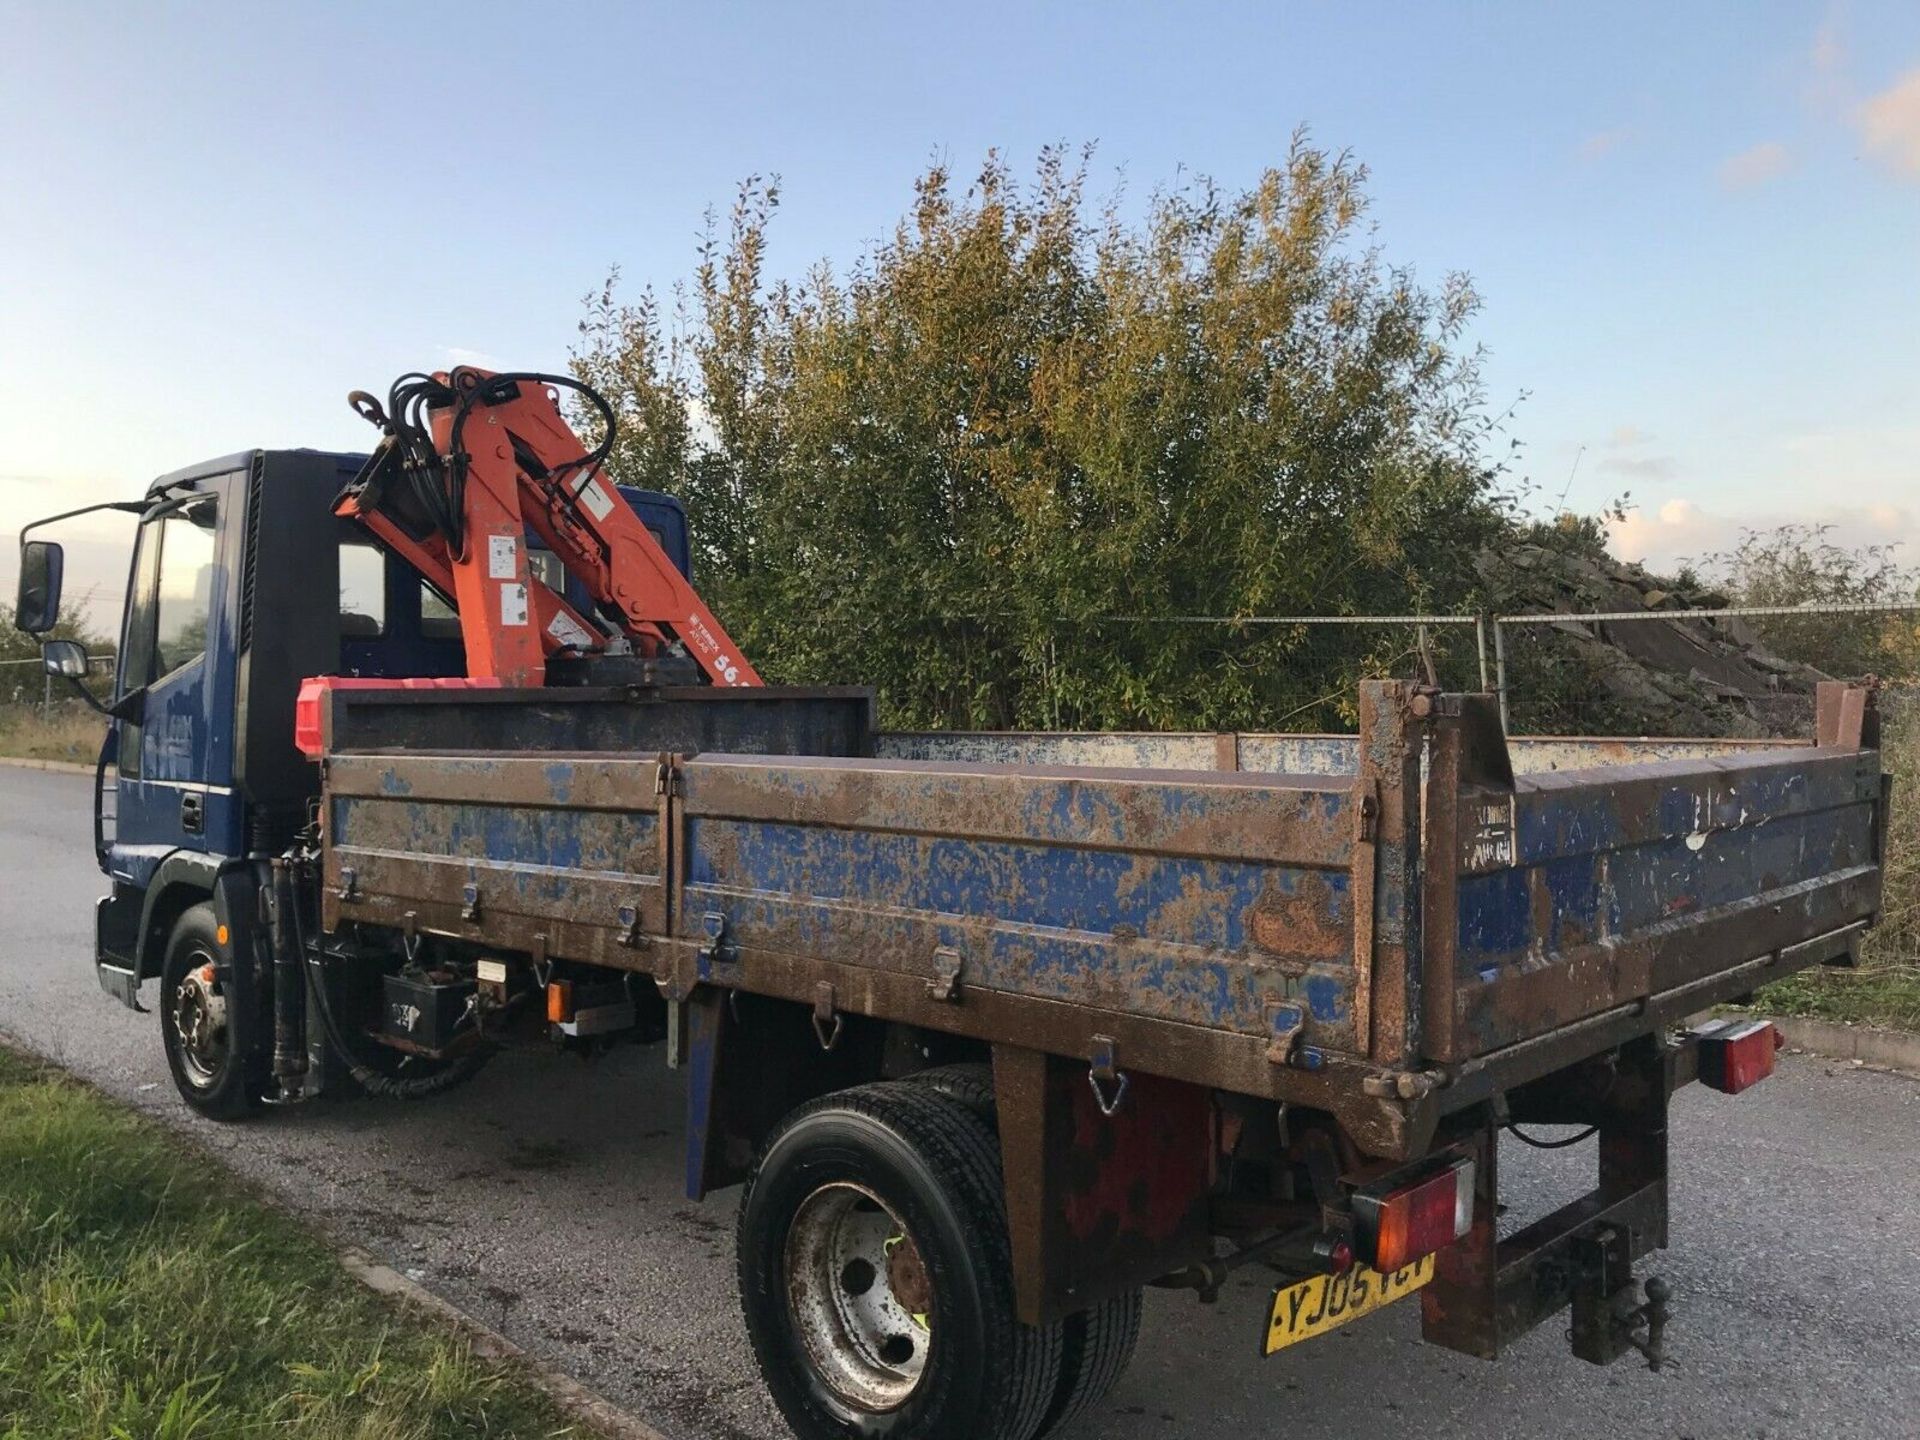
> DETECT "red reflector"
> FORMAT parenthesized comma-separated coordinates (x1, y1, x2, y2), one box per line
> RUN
(293, 675, 509, 759)
(294, 677, 329, 759)
(1695, 1018, 1778, 1095)
(1354, 1160, 1474, 1275)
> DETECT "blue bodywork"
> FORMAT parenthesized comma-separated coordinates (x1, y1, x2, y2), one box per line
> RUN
(95, 447, 690, 993)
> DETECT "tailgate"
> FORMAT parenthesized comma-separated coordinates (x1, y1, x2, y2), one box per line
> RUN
(1423, 688, 1885, 1064)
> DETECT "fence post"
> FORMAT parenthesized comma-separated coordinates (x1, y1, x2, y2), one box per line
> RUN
(1474, 615, 1489, 692)
(1492, 618, 1510, 734)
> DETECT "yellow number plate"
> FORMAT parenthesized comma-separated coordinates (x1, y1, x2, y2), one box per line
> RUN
(1262, 1255, 1436, 1356)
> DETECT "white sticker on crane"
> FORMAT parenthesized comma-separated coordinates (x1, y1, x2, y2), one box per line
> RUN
(546, 611, 596, 650)
(488, 534, 519, 580)
(577, 479, 616, 521)
(500, 583, 529, 627)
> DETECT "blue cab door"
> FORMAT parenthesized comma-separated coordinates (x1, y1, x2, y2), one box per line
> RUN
(108, 473, 243, 885)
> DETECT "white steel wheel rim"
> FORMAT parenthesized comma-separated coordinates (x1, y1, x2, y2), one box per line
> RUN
(784, 1181, 933, 1411)
(172, 951, 227, 1088)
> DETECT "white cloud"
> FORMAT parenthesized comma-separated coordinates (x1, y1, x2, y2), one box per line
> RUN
(1812, 16, 1844, 78)
(1805, 9, 1852, 114)
(1718, 141, 1793, 191)
(1604, 425, 1652, 448)
(1577, 128, 1631, 161)
(1599, 453, 1677, 481)
(1609, 498, 1920, 576)
(1858, 66, 1920, 179)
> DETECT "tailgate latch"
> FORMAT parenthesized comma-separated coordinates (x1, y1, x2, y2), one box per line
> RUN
(1266, 1003, 1323, 1070)
(927, 946, 964, 1002)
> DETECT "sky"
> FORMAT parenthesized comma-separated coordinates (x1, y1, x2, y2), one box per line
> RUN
(3, 1, 1918, 626)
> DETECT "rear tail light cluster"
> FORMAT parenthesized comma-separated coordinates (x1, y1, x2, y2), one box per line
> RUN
(1352, 1158, 1475, 1274)
(1694, 1018, 1781, 1095)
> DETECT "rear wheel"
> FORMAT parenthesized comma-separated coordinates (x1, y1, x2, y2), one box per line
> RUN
(901, 1061, 995, 1120)
(1036, 1288, 1143, 1437)
(738, 1082, 1062, 1440)
(159, 903, 263, 1120)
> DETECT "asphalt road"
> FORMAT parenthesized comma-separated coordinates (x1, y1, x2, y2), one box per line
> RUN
(2, 764, 1917, 1440)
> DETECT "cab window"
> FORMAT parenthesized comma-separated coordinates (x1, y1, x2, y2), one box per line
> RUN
(339, 537, 387, 637)
(152, 501, 217, 681)
(420, 581, 461, 640)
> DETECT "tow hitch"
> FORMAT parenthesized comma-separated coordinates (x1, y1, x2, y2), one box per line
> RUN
(1569, 1225, 1671, 1372)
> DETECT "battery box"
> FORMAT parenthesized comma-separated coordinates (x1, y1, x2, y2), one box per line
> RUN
(382, 969, 475, 1054)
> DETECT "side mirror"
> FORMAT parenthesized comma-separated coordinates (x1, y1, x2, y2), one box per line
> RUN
(15, 540, 64, 634)
(42, 638, 89, 678)
(39, 637, 130, 720)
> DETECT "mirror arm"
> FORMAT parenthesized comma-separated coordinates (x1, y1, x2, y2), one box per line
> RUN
(60, 675, 113, 718)
(59, 679, 141, 721)
(20, 498, 148, 545)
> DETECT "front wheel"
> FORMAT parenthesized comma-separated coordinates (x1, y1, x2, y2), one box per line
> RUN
(738, 1082, 1062, 1440)
(159, 903, 263, 1120)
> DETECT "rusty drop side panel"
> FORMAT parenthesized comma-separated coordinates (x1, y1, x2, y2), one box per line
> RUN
(669, 752, 1365, 1048)
(318, 681, 1885, 1161)
(1433, 717, 1883, 1063)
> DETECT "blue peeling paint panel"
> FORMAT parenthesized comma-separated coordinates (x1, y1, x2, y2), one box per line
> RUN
(685, 818, 1337, 955)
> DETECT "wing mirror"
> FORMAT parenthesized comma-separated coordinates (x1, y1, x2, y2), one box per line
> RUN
(41, 638, 89, 678)
(38, 638, 140, 720)
(15, 540, 64, 634)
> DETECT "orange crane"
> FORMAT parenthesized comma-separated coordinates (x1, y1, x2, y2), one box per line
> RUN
(335, 366, 760, 689)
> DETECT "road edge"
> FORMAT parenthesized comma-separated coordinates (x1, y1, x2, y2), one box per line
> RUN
(0, 755, 94, 774)
(335, 1245, 672, 1440)
(1772, 1014, 1920, 1075)
(0, 1035, 671, 1440)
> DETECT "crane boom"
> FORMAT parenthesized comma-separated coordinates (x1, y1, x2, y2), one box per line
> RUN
(334, 366, 760, 688)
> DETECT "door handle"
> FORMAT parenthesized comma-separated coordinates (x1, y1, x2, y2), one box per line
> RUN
(180, 792, 204, 835)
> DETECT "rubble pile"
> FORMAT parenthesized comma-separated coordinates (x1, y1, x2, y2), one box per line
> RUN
(1476, 539, 1828, 737)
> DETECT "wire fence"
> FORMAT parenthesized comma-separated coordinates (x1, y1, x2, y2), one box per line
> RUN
(2, 598, 1916, 740)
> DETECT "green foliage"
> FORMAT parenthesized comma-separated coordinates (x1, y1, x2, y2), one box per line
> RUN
(1696, 523, 1920, 681)
(0, 596, 109, 666)
(1757, 692, 1920, 1026)
(576, 140, 1512, 728)
(0, 1047, 584, 1439)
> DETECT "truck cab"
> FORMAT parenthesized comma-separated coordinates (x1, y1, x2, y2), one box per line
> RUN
(16, 448, 692, 1008)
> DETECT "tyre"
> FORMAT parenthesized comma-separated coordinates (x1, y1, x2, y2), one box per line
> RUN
(901, 1062, 995, 1120)
(737, 1082, 1062, 1440)
(1036, 1288, 1143, 1437)
(159, 902, 264, 1120)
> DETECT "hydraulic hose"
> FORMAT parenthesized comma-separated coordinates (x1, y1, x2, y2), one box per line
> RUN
(268, 858, 306, 1084)
(285, 856, 492, 1100)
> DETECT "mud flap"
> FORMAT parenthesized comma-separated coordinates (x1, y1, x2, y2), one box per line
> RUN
(994, 1044, 1213, 1326)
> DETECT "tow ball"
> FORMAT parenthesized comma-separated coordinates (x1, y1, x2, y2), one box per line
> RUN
(1621, 1275, 1672, 1372)
(1568, 1224, 1672, 1372)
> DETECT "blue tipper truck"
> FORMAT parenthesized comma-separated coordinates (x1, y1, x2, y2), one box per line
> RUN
(15, 448, 1891, 1440)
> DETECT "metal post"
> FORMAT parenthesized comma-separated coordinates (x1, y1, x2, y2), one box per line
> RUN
(1492, 619, 1510, 734)
(1474, 615, 1490, 692)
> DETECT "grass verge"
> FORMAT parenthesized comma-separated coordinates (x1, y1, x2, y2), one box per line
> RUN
(1756, 691, 1920, 1033)
(0, 702, 106, 764)
(0, 1044, 590, 1439)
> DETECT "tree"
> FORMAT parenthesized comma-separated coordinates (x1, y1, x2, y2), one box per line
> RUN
(1695, 524, 1920, 681)
(0, 597, 110, 706)
(575, 140, 1513, 728)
